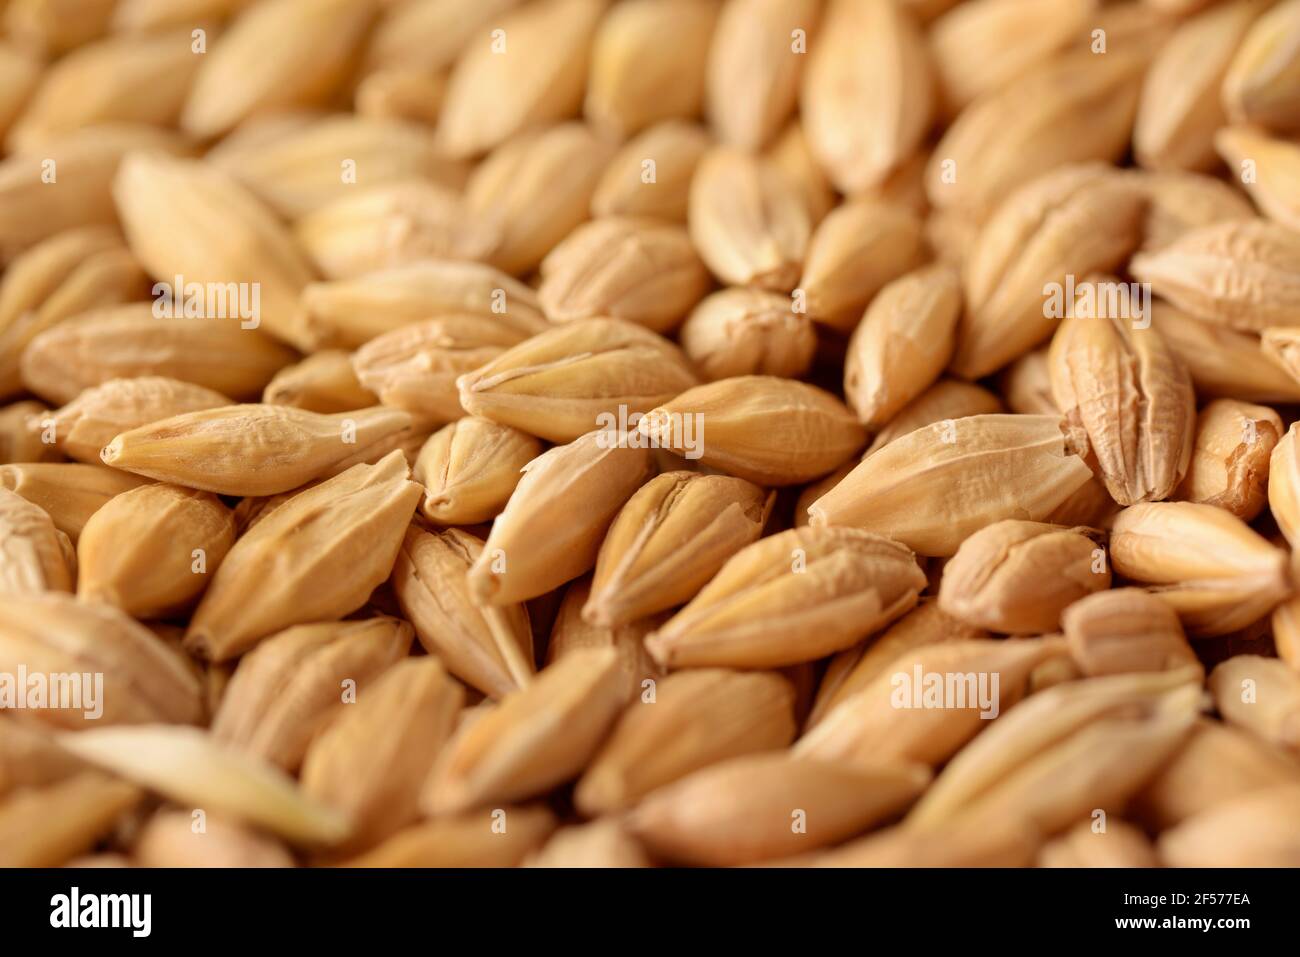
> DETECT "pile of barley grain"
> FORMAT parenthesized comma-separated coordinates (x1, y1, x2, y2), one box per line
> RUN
(2, 0, 1300, 868)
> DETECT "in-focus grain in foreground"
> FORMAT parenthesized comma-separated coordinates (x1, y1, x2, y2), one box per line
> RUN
(2, 0, 1300, 871)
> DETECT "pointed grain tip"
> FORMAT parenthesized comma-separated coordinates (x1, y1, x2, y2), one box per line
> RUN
(465, 562, 498, 606)
(635, 411, 674, 454)
(643, 632, 672, 670)
(580, 596, 614, 628)
(455, 371, 479, 405)
(182, 627, 214, 662)
(572, 767, 623, 818)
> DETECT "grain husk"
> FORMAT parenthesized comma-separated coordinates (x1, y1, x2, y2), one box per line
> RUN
(545, 575, 664, 704)
(286, 420, 433, 481)
(629, 753, 930, 866)
(1130, 220, 1300, 332)
(391, 525, 535, 699)
(354, 68, 446, 126)
(56, 724, 350, 846)
(706, 0, 819, 150)
(132, 810, 294, 868)
(465, 122, 616, 276)
(467, 431, 655, 605)
(262, 352, 373, 414)
(39, 377, 231, 464)
(300, 657, 464, 852)
(295, 180, 492, 280)
(1109, 501, 1292, 636)
(296, 260, 547, 351)
(905, 668, 1201, 831)
(525, 819, 651, 868)
(1133, 0, 1270, 172)
(0, 226, 145, 399)
(211, 617, 410, 771)
(413, 417, 542, 526)
(926, 51, 1144, 219)
(844, 264, 961, 427)
(538, 217, 712, 332)
(363, 0, 520, 77)
(111, 0, 262, 33)
(997, 351, 1057, 415)
(1132, 169, 1257, 253)
(1063, 588, 1202, 678)
(1174, 398, 1281, 520)
(181, 0, 377, 138)
(1157, 304, 1300, 402)
(765, 119, 837, 224)
(1208, 654, 1300, 753)
(938, 521, 1109, 634)
(0, 401, 57, 464)
(575, 668, 797, 816)
(422, 648, 627, 814)
(646, 526, 925, 669)
(585, 471, 772, 627)
(1272, 422, 1300, 548)
(343, 805, 557, 867)
(0, 591, 203, 728)
(0, 124, 189, 260)
(185, 452, 422, 661)
(929, 0, 1097, 115)
(7, 26, 204, 149)
(77, 483, 236, 618)
(688, 146, 811, 292)
(639, 376, 864, 486)
(1217, 125, 1300, 232)
(864, 379, 1004, 455)
(801, 0, 932, 194)
(0, 486, 75, 596)
(1158, 784, 1300, 866)
(1222, 0, 1300, 133)
(952, 165, 1146, 379)
(209, 114, 468, 220)
(1048, 309, 1196, 505)
(436, 0, 605, 158)
(796, 637, 1068, 768)
(0, 773, 140, 867)
(1131, 717, 1300, 830)
(5, 2, 118, 56)
(678, 287, 816, 381)
(458, 317, 699, 444)
(590, 120, 710, 222)
(810, 818, 1040, 867)
(1036, 819, 1159, 868)
(101, 404, 413, 496)
(113, 152, 319, 350)
(0, 43, 40, 143)
(796, 200, 923, 333)
(18, 304, 298, 405)
(351, 315, 540, 424)
(584, 0, 717, 138)
(0, 716, 86, 796)
(0, 462, 149, 541)
(806, 601, 988, 731)
(809, 414, 1096, 557)
(1274, 595, 1300, 671)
